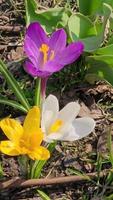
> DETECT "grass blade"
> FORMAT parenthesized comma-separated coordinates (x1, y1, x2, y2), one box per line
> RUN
(0, 98, 28, 113)
(37, 189, 51, 200)
(0, 59, 30, 111)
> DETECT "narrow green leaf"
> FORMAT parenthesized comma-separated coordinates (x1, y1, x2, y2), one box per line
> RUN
(0, 59, 30, 111)
(68, 168, 91, 180)
(30, 142, 56, 178)
(107, 129, 113, 166)
(37, 190, 51, 200)
(0, 99, 27, 113)
(0, 162, 3, 178)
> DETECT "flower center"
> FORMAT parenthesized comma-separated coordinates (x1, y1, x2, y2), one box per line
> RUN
(49, 119, 63, 134)
(39, 43, 55, 64)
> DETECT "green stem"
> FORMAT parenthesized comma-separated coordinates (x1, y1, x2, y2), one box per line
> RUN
(30, 142, 56, 179)
(34, 78, 41, 106)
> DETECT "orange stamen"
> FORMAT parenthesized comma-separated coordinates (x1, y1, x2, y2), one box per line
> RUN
(39, 44, 49, 64)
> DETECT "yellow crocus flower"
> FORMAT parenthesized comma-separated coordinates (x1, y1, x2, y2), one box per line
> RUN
(0, 106, 50, 160)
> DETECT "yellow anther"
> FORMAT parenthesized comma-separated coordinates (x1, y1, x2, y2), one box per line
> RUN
(49, 119, 63, 134)
(39, 44, 49, 64)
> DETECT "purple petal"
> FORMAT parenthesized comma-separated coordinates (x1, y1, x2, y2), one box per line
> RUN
(49, 29, 66, 53)
(24, 35, 39, 66)
(36, 70, 52, 78)
(44, 60, 63, 73)
(24, 61, 52, 78)
(57, 41, 84, 66)
(26, 22, 48, 48)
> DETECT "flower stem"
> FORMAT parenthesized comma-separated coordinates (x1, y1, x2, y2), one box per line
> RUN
(34, 78, 41, 106)
(30, 142, 56, 179)
(41, 77, 48, 101)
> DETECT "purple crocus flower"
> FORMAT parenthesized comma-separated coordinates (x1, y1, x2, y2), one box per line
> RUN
(24, 22, 84, 78)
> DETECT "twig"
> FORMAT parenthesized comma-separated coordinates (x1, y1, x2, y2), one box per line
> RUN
(0, 25, 23, 32)
(0, 169, 113, 190)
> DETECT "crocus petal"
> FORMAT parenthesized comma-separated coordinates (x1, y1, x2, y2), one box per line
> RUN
(58, 102, 80, 132)
(29, 128, 44, 148)
(57, 41, 84, 66)
(28, 146, 50, 160)
(61, 117, 95, 141)
(24, 61, 39, 77)
(41, 95, 59, 132)
(24, 61, 52, 78)
(26, 22, 48, 48)
(0, 141, 20, 156)
(44, 40, 83, 72)
(23, 106, 43, 145)
(44, 132, 63, 143)
(0, 118, 23, 143)
(24, 35, 39, 66)
(43, 60, 63, 73)
(49, 29, 66, 53)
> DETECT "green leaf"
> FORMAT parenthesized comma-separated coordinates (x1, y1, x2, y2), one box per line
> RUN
(0, 59, 30, 111)
(77, 0, 113, 16)
(68, 13, 97, 39)
(107, 129, 113, 167)
(107, 35, 113, 45)
(68, 3, 112, 52)
(86, 55, 113, 85)
(0, 98, 27, 113)
(30, 142, 56, 178)
(25, 0, 71, 33)
(0, 162, 3, 178)
(94, 44, 113, 55)
(37, 190, 51, 200)
(104, 194, 113, 200)
(77, 0, 102, 15)
(25, 0, 38, 26)
(18, 155, 29, 178)
(80, 35, 104, 52)
(67, 168, 91, 180)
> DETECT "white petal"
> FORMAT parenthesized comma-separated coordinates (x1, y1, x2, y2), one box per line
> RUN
(60, 117, 95, 141)
(41, 95, 59, 132)
(58, 124, 76, 141)
(58, 102, 80, 122)
(44, 132, 63, 143)
(58, 102, 80, 133)
(42, 95, 59, 114)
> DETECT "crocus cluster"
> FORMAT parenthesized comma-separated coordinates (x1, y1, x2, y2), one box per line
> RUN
(0, 22, 95, 161)
(0, 95, 95, 160)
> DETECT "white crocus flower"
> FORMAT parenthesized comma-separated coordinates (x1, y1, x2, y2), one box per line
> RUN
(41, 95, 95, 143)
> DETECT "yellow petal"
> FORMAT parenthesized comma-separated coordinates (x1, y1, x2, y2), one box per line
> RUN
(28, 146, 50, 160)
(23, 106, 43, 145)
(0, 118, 23, 143)
(29, 128, 44, 148)
(0, 140, 20, 156)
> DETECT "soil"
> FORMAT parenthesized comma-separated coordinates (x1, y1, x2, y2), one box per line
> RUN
(0, 0, 113, 199)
